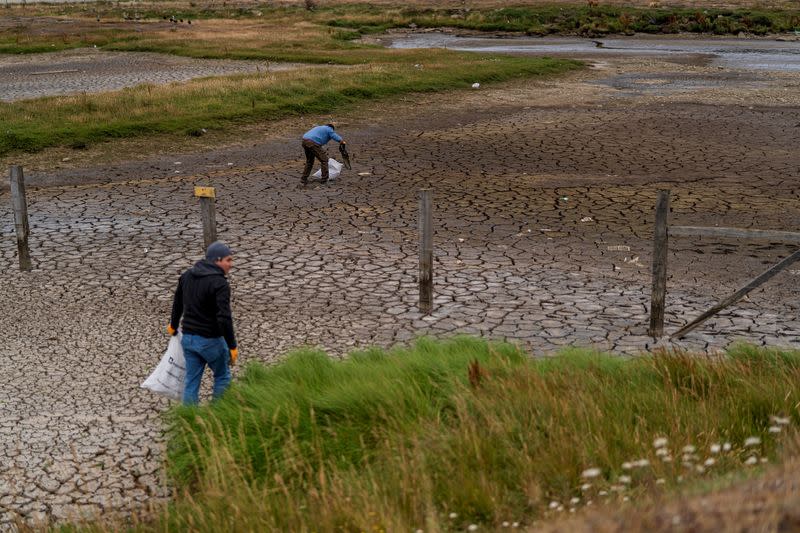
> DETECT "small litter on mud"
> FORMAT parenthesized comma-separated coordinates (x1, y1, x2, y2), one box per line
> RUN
(458, 238, 465, 242)
(174, 161, 182, 165)
(789, 269, 800, 275)
(471, 82, 480, 89)
(227, 163, 234, 166)
(607, 245, 631, 252)
(61, 157, 71, 162)
(358, 172, 371, 176)
(540, 228, 553, 232)
(623, 256, 644, 267)
(580, 216, 594, 222)
(560, 196, 569, 202)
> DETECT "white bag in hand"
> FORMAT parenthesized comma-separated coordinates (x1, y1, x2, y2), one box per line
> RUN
(313, 158, 343, 180)
(141, 333, 186, 400)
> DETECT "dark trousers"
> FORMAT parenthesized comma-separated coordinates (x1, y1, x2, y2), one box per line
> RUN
(301, 139, 329, 181)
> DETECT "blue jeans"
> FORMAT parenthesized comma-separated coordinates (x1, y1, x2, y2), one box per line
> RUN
(181, 333, 231, 405)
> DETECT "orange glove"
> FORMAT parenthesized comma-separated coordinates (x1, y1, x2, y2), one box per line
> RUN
(230, 347, 239, 366)
(167, 324, 177, 336)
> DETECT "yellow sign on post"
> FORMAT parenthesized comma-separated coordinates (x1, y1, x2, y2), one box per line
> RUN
(194, 186, 216, 199)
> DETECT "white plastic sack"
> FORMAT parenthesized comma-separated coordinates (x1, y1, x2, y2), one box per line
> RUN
(141, 333, 186, 400)
(313, 158, 343, 180)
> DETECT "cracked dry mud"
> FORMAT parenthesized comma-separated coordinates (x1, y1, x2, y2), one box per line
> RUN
(1, 49, 799, 527)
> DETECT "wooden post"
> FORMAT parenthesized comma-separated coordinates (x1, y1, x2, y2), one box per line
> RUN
(419, 189, 433, 314)
(9, 165, 32, 271)
(194, 186, 217, 251)
(672, 248, 800, 340)
(648, 190, 670, 337)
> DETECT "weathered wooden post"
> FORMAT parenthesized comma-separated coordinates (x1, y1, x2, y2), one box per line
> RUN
(194, 186, 217, 251)
(648, 190, 670, 337)
(419, 189, 433, 314)
(10, 165, 32, 271)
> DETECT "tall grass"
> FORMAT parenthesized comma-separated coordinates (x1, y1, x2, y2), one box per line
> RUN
(141, 338, 800, 532)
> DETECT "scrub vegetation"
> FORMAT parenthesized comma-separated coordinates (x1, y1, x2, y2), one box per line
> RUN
(72, 337, 800, 532)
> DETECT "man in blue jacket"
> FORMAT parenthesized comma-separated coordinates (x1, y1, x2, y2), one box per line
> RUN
(300, 122, 347, 185)
(168, 241, 238, 404)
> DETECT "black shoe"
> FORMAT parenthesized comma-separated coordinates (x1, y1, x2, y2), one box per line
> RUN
(319, 178, 329, 184)
(301, 177, 309, 185)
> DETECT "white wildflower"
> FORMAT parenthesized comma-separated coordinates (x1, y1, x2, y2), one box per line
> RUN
(704, 458, 715, 467)
(501, 522, 510, 528)
(548, 501, 559, 510)
(449, 512, 458, 519)
(599, 490, 609, 496)
(619, 475, 632, 484)
(656, 478, 666, 485)
(623, 496, 630, 502)
(581, 468, 602, 479)
(653, 437, 668, 448)
(771, 416, 791, 426)
(635, 459, 650, 468)
(570, 497, 580, 505)
(682, 445, 696, 454)
(710, 444, 721, 454)
(769, 426, 781, 434)
(744, 437, 761, 447)
(656, 448, 669, 457)
(621, 462, 633, 470)
(512, 523, 519, 528)
(468, 525, 478, 532)
(696, 465, 705, 474)
(581, 483, 591, 491)
(723, 442, 732, 452)
(744, 456, 758, 465)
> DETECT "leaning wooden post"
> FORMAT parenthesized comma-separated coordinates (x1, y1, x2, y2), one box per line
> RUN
(419, 189, 433, 314)
(648, 190, 670, 337)
(9, 165, 32, 271)
(194, 186, 217, 251)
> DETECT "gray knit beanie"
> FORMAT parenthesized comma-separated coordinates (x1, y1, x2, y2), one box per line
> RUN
(206, 241, 233, 261)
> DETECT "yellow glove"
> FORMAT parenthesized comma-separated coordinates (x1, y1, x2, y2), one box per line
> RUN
(167, 324, 177, 336)
(230, 347, 239, 366)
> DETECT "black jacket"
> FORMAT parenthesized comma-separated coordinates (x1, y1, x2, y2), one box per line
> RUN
(170, 260, 237, 349)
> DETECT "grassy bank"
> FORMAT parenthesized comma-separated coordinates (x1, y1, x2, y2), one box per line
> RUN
(106, 338, 800, 532)
(0, 53, 580, 156)
(5, 3, 800, 43)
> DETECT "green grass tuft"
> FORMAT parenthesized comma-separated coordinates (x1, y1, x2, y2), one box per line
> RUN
(150, 338, 800, 532)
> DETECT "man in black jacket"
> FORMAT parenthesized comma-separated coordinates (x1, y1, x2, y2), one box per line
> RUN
(168, 241, 238, 404)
